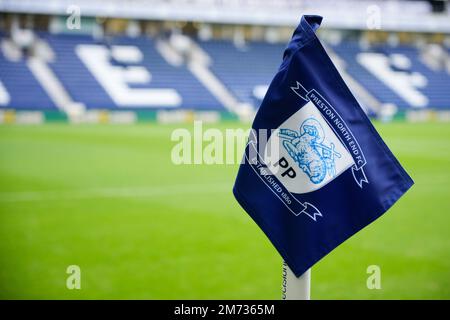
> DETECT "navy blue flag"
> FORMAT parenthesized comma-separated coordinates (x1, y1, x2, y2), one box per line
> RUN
(233, 15, 414, 277)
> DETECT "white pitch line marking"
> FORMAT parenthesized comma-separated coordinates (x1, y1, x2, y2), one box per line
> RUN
(0, 183, 230, 202)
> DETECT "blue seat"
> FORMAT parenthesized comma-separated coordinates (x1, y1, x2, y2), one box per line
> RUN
(42, 33, 224, 110)
(0, 36, 57, 110)
(331, 41, 450, 110)
(199, 39, 286, 107)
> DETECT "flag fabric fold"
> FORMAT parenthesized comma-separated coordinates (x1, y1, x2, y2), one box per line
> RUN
(233, 15, 414, 277)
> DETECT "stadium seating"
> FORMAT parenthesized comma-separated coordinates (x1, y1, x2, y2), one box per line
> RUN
(0, 36, 56, 110)
(331, 41, 450, 110)
(198, 40, 286, 106)
(41, 33, 223, 110)
(1, 31, 450, 114)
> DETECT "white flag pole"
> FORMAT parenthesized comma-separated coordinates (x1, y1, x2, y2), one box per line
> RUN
(281, 261, 311, 300)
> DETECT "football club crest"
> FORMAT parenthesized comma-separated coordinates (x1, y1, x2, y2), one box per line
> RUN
(264, 101, 355, 195)
(280, 118, 340, 184)
(244, 81, 370, 221)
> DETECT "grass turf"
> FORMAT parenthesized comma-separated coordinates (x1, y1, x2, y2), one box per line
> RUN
(0, 122, 449, 299)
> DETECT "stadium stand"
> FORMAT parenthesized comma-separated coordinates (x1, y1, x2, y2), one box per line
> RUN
(0, 29, 450, 120)
(41, 33, 224, 110)
(198, 40, 286, 106)
(0, 34, 57, 110)
(331, 41, 450, 110)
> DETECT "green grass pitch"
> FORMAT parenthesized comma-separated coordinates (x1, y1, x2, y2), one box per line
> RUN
(0, 121, 449, 299)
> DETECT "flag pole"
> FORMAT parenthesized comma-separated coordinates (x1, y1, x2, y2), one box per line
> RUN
(281, 261, 311, 300)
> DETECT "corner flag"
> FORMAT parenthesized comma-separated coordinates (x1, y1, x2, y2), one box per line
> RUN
(233, 15, 414, 277)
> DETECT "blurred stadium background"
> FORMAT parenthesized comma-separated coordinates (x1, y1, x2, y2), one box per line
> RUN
(0, 0, 449, 299)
